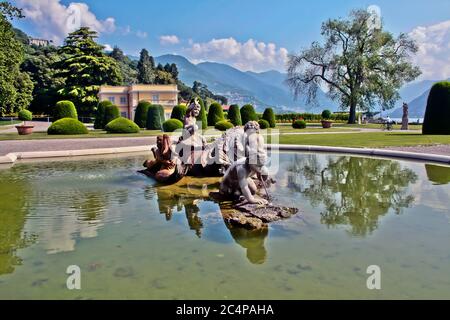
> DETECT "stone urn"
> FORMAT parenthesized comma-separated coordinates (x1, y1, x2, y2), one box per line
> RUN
(321, 120, 333, 128)
(16, 124, 34, 135)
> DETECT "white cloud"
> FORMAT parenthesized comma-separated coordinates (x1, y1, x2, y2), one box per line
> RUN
(16, 0, 116, 43)
(136, 30, 148, 39)
(159, 35, 180, 45)
(103, 44, 113, 52)
(409, 20, 450, 80)
(186, 37, 288, 72)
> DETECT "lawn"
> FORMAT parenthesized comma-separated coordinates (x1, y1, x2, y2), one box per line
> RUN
(275, 132, 450, 148)
(0, 120, 21, 127)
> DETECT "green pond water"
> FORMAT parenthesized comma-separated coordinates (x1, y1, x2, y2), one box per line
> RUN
(0, 152, 449, 300)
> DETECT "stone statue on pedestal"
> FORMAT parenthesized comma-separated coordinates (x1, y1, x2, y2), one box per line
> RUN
(401, 102, 409, 131)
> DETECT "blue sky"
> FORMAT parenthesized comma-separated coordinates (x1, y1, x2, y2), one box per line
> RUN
(11, 0, 450, 78)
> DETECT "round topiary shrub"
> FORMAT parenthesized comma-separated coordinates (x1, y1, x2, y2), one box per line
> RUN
(241, 104, 258, 125)
(48, 118, 89, 135)
(53, 100, 78, 121)
(105, 117, 140, 134)
(228, 104, 242, 126)
(321, 109, 332, 119)
(292, 120, 307, 129)
(18, 109, 32, 121)
(215, 120, 234, 131)
(171, 104, 187, 122)
(104, 104, 120, 126)
(147, 105, 164, 130)
(262, 108, 276, 128)
(162, 119, 183, 132)
(423, 81, 450, 135)
(94, 100, 112, 129)
(258, 119, 270, 129)
(134, 101, 151, 128)
(207, 102, 225, 126)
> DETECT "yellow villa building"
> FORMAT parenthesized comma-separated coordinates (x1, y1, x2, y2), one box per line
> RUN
(98, 84, 179, 120)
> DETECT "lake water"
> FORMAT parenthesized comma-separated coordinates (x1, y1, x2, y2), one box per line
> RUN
(0, 153, 449, 299)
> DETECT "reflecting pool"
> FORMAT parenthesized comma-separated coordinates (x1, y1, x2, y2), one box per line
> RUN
(0, 153, 449, 299)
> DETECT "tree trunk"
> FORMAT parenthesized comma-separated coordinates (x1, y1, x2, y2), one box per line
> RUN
(348, 101, 357, 124)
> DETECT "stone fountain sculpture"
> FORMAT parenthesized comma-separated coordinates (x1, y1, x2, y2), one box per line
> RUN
(140, 98, 298, 229)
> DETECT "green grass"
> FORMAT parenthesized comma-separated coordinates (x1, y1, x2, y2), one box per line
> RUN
(275, 132, 450, 148)
(334, 123, 423, 130)
(0, 129, 165, 140)
(0, 120, 21, 127)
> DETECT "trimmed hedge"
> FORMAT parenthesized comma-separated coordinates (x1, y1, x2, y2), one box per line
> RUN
(423, 81, 450, 135)
(18, 109, 32, 121)
(134, 101, 151, 128)
(53, 100, 78, 121)
(241, 104, 258, 125)
(322, 109, 332, 119)
(262, 108, 276, 128)
(105, 117, 140, 133)
(104, 104, 120, 126)
(215, 120, 234, 131)
(228, 104, 242, 126)
(163, 119, 183, 132)
(292, 120, 307, 129)
(258, 119, 270, 129)
(171, 104, 187, 122)
(94, 100, 112, 129)
(207, 102, 225, 126)
(147, 105, 164, 130)
(197, 97, 208, 130)
(275, 112, 352, 123)
(48, 118, 89, 135)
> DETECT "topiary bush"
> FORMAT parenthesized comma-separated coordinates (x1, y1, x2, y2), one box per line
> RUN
(105, 117, 140, 134)
(134, 101, 151, 128)
(321, 109, 332, 120)
(207, 102, 225, 126)
(215, 120, 234, 131)
(94, 100, 112, 129)
(228, 104, 242, 126)
(171, 104, 187, 122)
(292, 120, 307, 129)
(197, 97, 208, 130)
(423, 81, 450, 135)
(262, 108, 276, 128)
(48, 118, 89, 135)
(241, 104, 258, 125)
(147, 105, 164, 130)
(53, 100, 78, 121)
(18, 109, 32, 121)
(162, 119, 183, 132)
(104, 104, 120, 126)
(258, 119, 270, 129)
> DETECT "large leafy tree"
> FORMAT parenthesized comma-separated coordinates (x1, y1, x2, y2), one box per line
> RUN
(55, 27, 122, 116)
(287, 9, 421, 123)
(137, 48, 155, 84)
(0, 2, 33, 116)
(21, 45, 65, 114)
(110, 46, 138, 85)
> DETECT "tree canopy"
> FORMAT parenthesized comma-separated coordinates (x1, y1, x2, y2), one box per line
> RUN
(287, 9, 421, 123)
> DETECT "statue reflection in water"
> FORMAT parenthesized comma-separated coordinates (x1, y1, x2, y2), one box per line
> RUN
(145, 178, 268, 264)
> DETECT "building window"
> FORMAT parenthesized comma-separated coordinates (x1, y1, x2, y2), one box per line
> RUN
(120, 97, 127, 104)
(108, 97, 115, 103)
(121, 112, 128, 118)
(152, 94, 159, 102)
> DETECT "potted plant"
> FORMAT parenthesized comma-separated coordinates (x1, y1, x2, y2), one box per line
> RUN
(16, 110, 34, 135)
(321, 109, 333, 128)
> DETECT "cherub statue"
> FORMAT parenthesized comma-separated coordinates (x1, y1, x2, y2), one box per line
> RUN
(143, 134, 176, 182)
(219, 121, 270, 205)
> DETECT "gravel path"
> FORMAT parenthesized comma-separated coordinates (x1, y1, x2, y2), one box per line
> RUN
(0, 136, 157, 156)
(383, 145, 450, 156)
(0, 121, 52, 133)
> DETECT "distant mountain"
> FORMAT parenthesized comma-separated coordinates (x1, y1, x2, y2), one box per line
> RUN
(390, 78, 450, 118)
(155, 54, 339, 113)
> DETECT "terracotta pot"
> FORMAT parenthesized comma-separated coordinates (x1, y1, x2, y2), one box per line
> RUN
(321, 120, 333, 129)
(16, 125, 34, 135)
